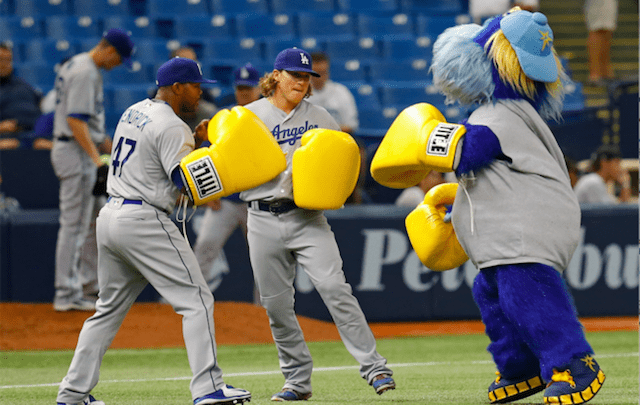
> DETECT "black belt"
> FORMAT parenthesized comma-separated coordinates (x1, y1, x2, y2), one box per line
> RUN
(55, 135, 72, 142)
(251, 200, 298, 215)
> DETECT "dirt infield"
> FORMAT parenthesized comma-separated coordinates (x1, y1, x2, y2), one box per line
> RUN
(0, 302, 637, 351)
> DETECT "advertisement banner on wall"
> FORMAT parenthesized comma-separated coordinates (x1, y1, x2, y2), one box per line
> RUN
(291, 205, 638, 322)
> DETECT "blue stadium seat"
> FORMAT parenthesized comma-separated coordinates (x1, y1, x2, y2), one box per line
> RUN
(369, 59, 431, 85)
(174, 15, 234, 43)
(236, 13, 296, 40)
(210, 0, 269, 14)
(297, 12, 356, 42)
(74, 0, 130, 16)
(562, 82, 586, 112)
(24, 39, 78, 63)
(103, 62, 154, 85)
(0, 0, 13, 15)
(0, 16, 43, 41)
(133, 39, 178, 64)
(356, 13, 414, 41)
(272, 0, 334, 13)
(347, 82, 381, 110)
(415, 14, 471, 38)
(108, 84, 155, 113)
(336, 0, 398, 13)
(380, 37, 433, 61)
(329, 59, 368, 84)
(379, 83, 442, 109)
(400, 0, 463, 15)
(12, 62, 57, 89)
(146, 0, 210, 18)
(324, 38, 380, 63)
(15, 0, 71, 17)
(263, 38, 323, 62)
(103, 16, 158, 39)
(199, 38, 263, 66)
(105, 110, 124, 134)
(45, 16, 101, 40)
(357, 106, 397, 135)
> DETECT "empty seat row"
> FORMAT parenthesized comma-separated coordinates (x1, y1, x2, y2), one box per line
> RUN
(3, 0, 464, 18)
(0, 13, 470, 44)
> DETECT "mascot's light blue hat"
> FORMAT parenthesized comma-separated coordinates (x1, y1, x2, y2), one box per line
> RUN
(473, 11, 558, 83)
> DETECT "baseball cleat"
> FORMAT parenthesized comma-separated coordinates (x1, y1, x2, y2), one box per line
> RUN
(488, 371, 544, 403)
(270, 388, 312, 401)
(543, 355, 605, 404)
(57, 394, 105, 405)
(194, 385, 251, 404)
(54, 298, 96, 312)
(372, 373, 396, 395)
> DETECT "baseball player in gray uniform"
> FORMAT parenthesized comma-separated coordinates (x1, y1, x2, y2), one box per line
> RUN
(50, 29, 134, 312)
(56, 58, 251, 405)
(194, 63, 261, 293)
(239, 48, 395, 401)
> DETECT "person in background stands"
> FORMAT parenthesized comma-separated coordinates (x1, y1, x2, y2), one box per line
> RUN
(308, 52, 359, 134)
(0, 41, 47, 150)
(574, 144, 631, 203)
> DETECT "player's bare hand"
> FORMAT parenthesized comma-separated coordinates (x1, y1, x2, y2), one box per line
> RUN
(206, 199, 222, 210)
(193, 119, 209, 147)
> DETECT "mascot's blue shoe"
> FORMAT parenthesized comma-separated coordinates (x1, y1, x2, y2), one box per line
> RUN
(488, 371, 544, 403)
(543, 355, 605, 404)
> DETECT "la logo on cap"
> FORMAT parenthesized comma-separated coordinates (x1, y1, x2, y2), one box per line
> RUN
(300, 52, 309, 65)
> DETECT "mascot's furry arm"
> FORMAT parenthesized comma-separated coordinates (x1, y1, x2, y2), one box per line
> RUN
(455, 122, 511, 176)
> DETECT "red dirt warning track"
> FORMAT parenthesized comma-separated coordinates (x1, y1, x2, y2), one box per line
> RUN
(0, 302, 636, 351)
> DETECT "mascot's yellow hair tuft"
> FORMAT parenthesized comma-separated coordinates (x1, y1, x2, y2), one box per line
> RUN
(485, 29, 564, 101)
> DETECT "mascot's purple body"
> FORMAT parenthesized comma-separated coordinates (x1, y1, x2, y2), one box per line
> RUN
(430, 9, 606, 405)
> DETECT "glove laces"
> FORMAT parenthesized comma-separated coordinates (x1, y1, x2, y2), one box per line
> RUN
(175, 194, 197, 245)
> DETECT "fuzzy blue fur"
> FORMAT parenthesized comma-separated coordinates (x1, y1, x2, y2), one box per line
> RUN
(455, 121, 511, 176)
(431, 23, 568, 122)
(473, 264, 593, 381)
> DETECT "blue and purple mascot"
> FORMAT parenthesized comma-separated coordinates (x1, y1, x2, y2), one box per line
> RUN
(371, 7, 605, 405)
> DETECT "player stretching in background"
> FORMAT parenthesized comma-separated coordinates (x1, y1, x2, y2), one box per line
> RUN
(240, 48, 395, 402)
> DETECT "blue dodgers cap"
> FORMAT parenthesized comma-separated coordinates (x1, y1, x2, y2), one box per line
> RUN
(234, 63, 260, 87)
(156, 57, 217, 87)
(273, 47, 320, 77)
(103, 28, 135, 68)
(500, 11, 558, 82)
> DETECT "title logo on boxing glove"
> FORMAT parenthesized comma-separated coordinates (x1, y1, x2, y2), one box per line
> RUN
(185, 156, 223, 200)
(426, 123, 464, 156)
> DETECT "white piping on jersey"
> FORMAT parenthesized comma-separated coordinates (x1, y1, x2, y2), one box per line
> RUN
(459, 173, 476, 235)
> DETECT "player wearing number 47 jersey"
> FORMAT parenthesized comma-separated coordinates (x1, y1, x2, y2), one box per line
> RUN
(56, 58, 250, 405)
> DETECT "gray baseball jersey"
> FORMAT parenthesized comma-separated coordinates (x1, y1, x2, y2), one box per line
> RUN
(57, 98, 229, 403)
(53, 53, 107, 145)
(307, 80, 359, 131)
(574, 172, 616, 204)
(240, 98, 391, 394)
(452, 99, 581, 271)
(50, 53, 107, 308)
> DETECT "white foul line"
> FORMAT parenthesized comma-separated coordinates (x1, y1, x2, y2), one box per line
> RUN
(0, 352, 636, 390)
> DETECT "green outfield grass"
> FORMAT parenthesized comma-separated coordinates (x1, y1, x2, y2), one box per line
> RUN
(1, 331, 637, 405)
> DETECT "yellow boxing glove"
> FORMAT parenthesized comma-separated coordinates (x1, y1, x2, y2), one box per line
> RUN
(370, 103, 466, 189)
(292, 128, 360, 210)
(180, 106, 286, 205)
(405, 182, 468, 271)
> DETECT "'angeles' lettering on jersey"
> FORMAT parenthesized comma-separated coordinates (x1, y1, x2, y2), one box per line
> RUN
(120, 108, 152, 132)
(272, 121, 318, 145)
